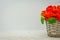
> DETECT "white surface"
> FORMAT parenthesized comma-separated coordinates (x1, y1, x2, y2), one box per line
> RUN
(0, 30, 60, 40)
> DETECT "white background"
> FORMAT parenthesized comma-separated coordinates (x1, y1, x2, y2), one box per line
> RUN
(0, 0, 60, 32)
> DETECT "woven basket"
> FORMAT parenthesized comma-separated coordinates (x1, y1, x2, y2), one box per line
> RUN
(46, 21, 60, 37)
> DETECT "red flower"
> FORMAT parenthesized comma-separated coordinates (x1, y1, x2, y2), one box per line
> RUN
(41, 11, 46, 17)
(41, 5, 60, 21)
(57, 5, 60, 9)
(46, 5, 53, 12)
(57, 5, 60, 13)
(41, 11, 53, 20)
(55, 13, 60, 20)
(46, 12, 53, 18)
(41, 11, 47, 20)
(53, 6, 56, 10)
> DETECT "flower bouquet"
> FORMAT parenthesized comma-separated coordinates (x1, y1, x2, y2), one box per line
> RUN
(41, 5, 60, 37)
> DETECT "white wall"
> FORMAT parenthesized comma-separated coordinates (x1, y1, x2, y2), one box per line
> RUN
(0, 0, 60, 32)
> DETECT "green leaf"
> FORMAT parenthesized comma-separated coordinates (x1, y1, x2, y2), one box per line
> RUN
(48, 17, 56, 24)
(41, 16, 44, 24)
